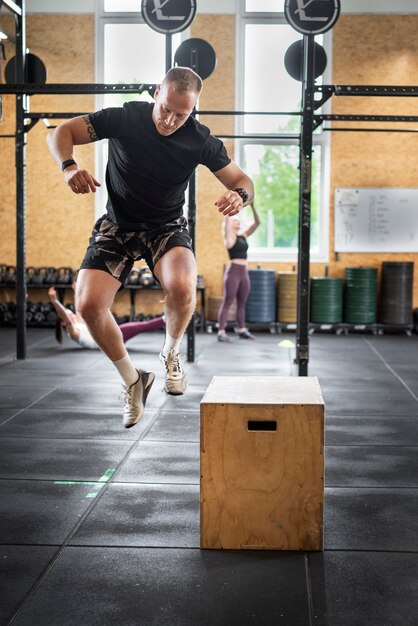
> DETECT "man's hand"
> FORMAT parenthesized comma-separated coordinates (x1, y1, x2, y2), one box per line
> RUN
(48, 287, 57, 301)
(64, 167, 101, 194)
(215, 190, 244, 216)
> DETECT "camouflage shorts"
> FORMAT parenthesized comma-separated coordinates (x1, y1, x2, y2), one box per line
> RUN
(80, 215, 193, 284)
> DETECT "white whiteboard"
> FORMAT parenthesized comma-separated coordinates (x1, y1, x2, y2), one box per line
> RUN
(334, 188, 418, 252)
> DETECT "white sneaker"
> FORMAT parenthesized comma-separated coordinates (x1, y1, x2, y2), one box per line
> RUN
(120, 369, 155, 428)
(159, 350, 187, 396)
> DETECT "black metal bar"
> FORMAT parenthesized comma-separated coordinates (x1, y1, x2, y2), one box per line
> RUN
(28, 112, 91, 118)
(196, 110, 302, 116)
(316, 84, 418, 97)
(323, 127, 418, 133)
(165, 33, 172, 73)
(0, 83, 156, 94)
(0, 134, 16, 138)
(296, 35, 315, 377)
(214, 134, 300, 140)
(15, 0, 26, 359)
(319, 114, 418, 122)
(186, 170, 196, 363)
(28, 111, 302, 120)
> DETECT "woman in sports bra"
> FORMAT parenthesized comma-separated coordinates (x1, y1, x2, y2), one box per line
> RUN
(217, 202, 260, 342)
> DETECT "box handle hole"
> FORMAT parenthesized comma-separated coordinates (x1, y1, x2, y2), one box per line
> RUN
(247, 420, 277, 432)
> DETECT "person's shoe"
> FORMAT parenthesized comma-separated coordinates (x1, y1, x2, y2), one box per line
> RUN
(159, 350, 187, 395)
(238, 330, 256, 340)
(217, 333, 233, 343)
(120, 369, 155, 429)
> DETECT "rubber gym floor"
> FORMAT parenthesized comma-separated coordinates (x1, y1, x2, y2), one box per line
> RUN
(0, 326, 417, 626)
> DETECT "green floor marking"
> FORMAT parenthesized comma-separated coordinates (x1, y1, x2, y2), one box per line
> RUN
(53, 468, 116, 499)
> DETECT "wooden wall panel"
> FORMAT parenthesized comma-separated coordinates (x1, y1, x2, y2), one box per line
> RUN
(191, 15, 237, 298)
(0, 14, 94, 269)
(329, 15, 418, 307)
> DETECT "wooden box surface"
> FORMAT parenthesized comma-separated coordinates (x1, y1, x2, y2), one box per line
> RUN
(200, 376, 324, 550)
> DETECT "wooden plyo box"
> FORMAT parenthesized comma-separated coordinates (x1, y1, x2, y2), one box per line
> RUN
(200, 376, 324, 551)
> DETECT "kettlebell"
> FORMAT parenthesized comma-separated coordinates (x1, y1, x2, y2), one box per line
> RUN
(128, 268, 140, 285)
(139, 268, 155, 287)
(4, 265, 16, 284)
(57, 267, 73, 284)
(0, 263, 7, 283)
(45, 266, 58, 284)
(26, 266, 37, 284)
(32, 267, 46, 285)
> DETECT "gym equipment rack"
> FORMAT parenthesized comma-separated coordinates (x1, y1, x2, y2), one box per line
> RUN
(2, 1, 418, 372)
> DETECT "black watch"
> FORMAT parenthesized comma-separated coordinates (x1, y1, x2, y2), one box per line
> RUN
(62, 158, 77, 171)
(234, 187, 249, 204)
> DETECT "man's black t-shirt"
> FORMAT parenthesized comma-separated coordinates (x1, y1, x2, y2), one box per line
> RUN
(89, 101, 231, 229)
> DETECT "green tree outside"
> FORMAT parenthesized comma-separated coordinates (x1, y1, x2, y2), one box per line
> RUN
(248, 115, 321, 251)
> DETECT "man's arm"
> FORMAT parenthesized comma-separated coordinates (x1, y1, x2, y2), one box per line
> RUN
(46, 115, 101, 195)
(213, 161, 254, 217)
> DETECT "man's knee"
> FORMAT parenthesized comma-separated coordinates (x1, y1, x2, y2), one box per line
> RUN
(77, 298, 105, 323)
(166, 280, 196, 308)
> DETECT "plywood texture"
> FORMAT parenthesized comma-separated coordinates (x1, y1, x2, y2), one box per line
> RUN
(200, 376, 324, 551)
(0, 15, 95, 269)
(330, 15, 418, 306)
(192, 15, 237, 300)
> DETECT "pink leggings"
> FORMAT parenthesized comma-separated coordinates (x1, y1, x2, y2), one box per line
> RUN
(217, 264, 250, 331)
(119, 316, 165, 343)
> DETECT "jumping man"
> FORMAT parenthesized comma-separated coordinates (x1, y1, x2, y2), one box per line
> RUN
(47, 66, 254, 428)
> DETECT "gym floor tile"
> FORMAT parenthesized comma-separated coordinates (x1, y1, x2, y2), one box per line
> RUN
(144, 409, 199, 442)
(325, 488, 418, 551)
(380, 362, 418, 394)
(309, 359, 390, 375)
(322, 388, 418, 415)
(29, 383, 121, 410)
(0, 366, 71, 387)
(365, 335, 418, 361)
(0, 437, 134, 481)
(0, 407, 149, 439)
(11, 547, 309, 626)
(325, 414, 418, 446)
(0, 545, 58, 625)
(309, 551, 418, 626)
(325, 445, 418, 487)
(0, 480, 97, 545)
(317, 373, 403, 392)
(161, 386, 208, 410)
(0, 385, 55, 409)
(115, 440, 200, 484)
(71, 484, 200, 547)
(19, 349, 101, 370)
(0, 407, 19, 424)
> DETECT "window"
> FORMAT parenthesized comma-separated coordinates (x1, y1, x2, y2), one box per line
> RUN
(237, 7, 330, 262)
(104, 0, 140, 12)
(245, 0, 285, 13)
(95, 2, 182, 217)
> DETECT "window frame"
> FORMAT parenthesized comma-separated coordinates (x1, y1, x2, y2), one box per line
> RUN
(235, 7, 332, 263)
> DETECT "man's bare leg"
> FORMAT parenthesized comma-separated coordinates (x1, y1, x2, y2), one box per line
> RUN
(76, 268, 155, 427)
(76, 269, 126, 361)
(154, 246, 196, 394)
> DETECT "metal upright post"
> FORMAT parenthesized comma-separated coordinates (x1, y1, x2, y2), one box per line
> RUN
(296, 35, 315, 376)
(15, 0, 27, 360)
(186, 169, 196, 363)
(165, 33, 172, 73)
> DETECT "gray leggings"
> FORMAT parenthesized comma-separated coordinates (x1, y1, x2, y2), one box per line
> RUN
(217, 263, 251, 331)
